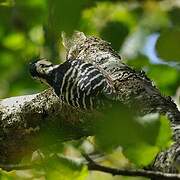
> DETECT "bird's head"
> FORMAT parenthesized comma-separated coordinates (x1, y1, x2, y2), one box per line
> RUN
(29, 58, 55, 85)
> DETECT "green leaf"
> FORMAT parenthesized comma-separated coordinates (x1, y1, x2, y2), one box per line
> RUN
(0, 0, 14, 7)
(95, 104, 172, 166)
(100, 21, 129, 50)
(123, 143, 159, 167)
(95, 105, 161, 151)
(156, 116, 172, 148)
(168, 7, 180, 27)
(95, 104, 144, 151)
(0, 169, 15, 180)
(47, 0, 85, 35)
(15, 0, 46, 7)
(123, 115, 172, 167)
(156, 28, 180, 61)
(44, 156, 88, 180)
(136, 113, 160, 146)
(147, 64, 179, 95)
(126, 55, 150, 70)
(29, 25, 44, 45)
(2, 33, 26, 50)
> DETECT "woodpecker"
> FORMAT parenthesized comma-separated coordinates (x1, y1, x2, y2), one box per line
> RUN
(29, 32, 180, 173)
(29, 58, 115, 110)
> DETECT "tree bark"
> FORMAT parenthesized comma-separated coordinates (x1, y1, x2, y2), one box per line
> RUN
(0, 89, 95, 163)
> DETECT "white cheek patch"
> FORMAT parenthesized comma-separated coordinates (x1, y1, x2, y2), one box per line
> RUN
(45, 67, 53, 74)
(37, 66, 53, 75)
(45, 65, 59, 74)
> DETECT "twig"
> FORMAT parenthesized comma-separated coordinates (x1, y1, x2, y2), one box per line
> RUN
(0, 163, 35, 171)
(83, 154, 180, 180)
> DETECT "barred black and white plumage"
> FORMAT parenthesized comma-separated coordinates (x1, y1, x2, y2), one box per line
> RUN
(29, 58, 115, 110)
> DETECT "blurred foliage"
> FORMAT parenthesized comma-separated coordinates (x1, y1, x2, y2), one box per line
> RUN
(0, 156, 88, 180)
(44, 156, 88, 180)
(95, 105, 172, 167)
(0, 0, 180, 179)
(156, 28, 180, 61)
(100, 21, 129, 50)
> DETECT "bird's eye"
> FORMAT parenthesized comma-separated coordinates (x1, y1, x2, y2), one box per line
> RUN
(40, 64, 46, 68)
(40, 64, 52, 68)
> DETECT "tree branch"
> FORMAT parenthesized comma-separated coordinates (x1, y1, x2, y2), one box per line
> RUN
(0, 163, 36, 171)
(84, 154, 180, 180)
(0, 88, 95, 163)
(88, 162, 180, 180)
